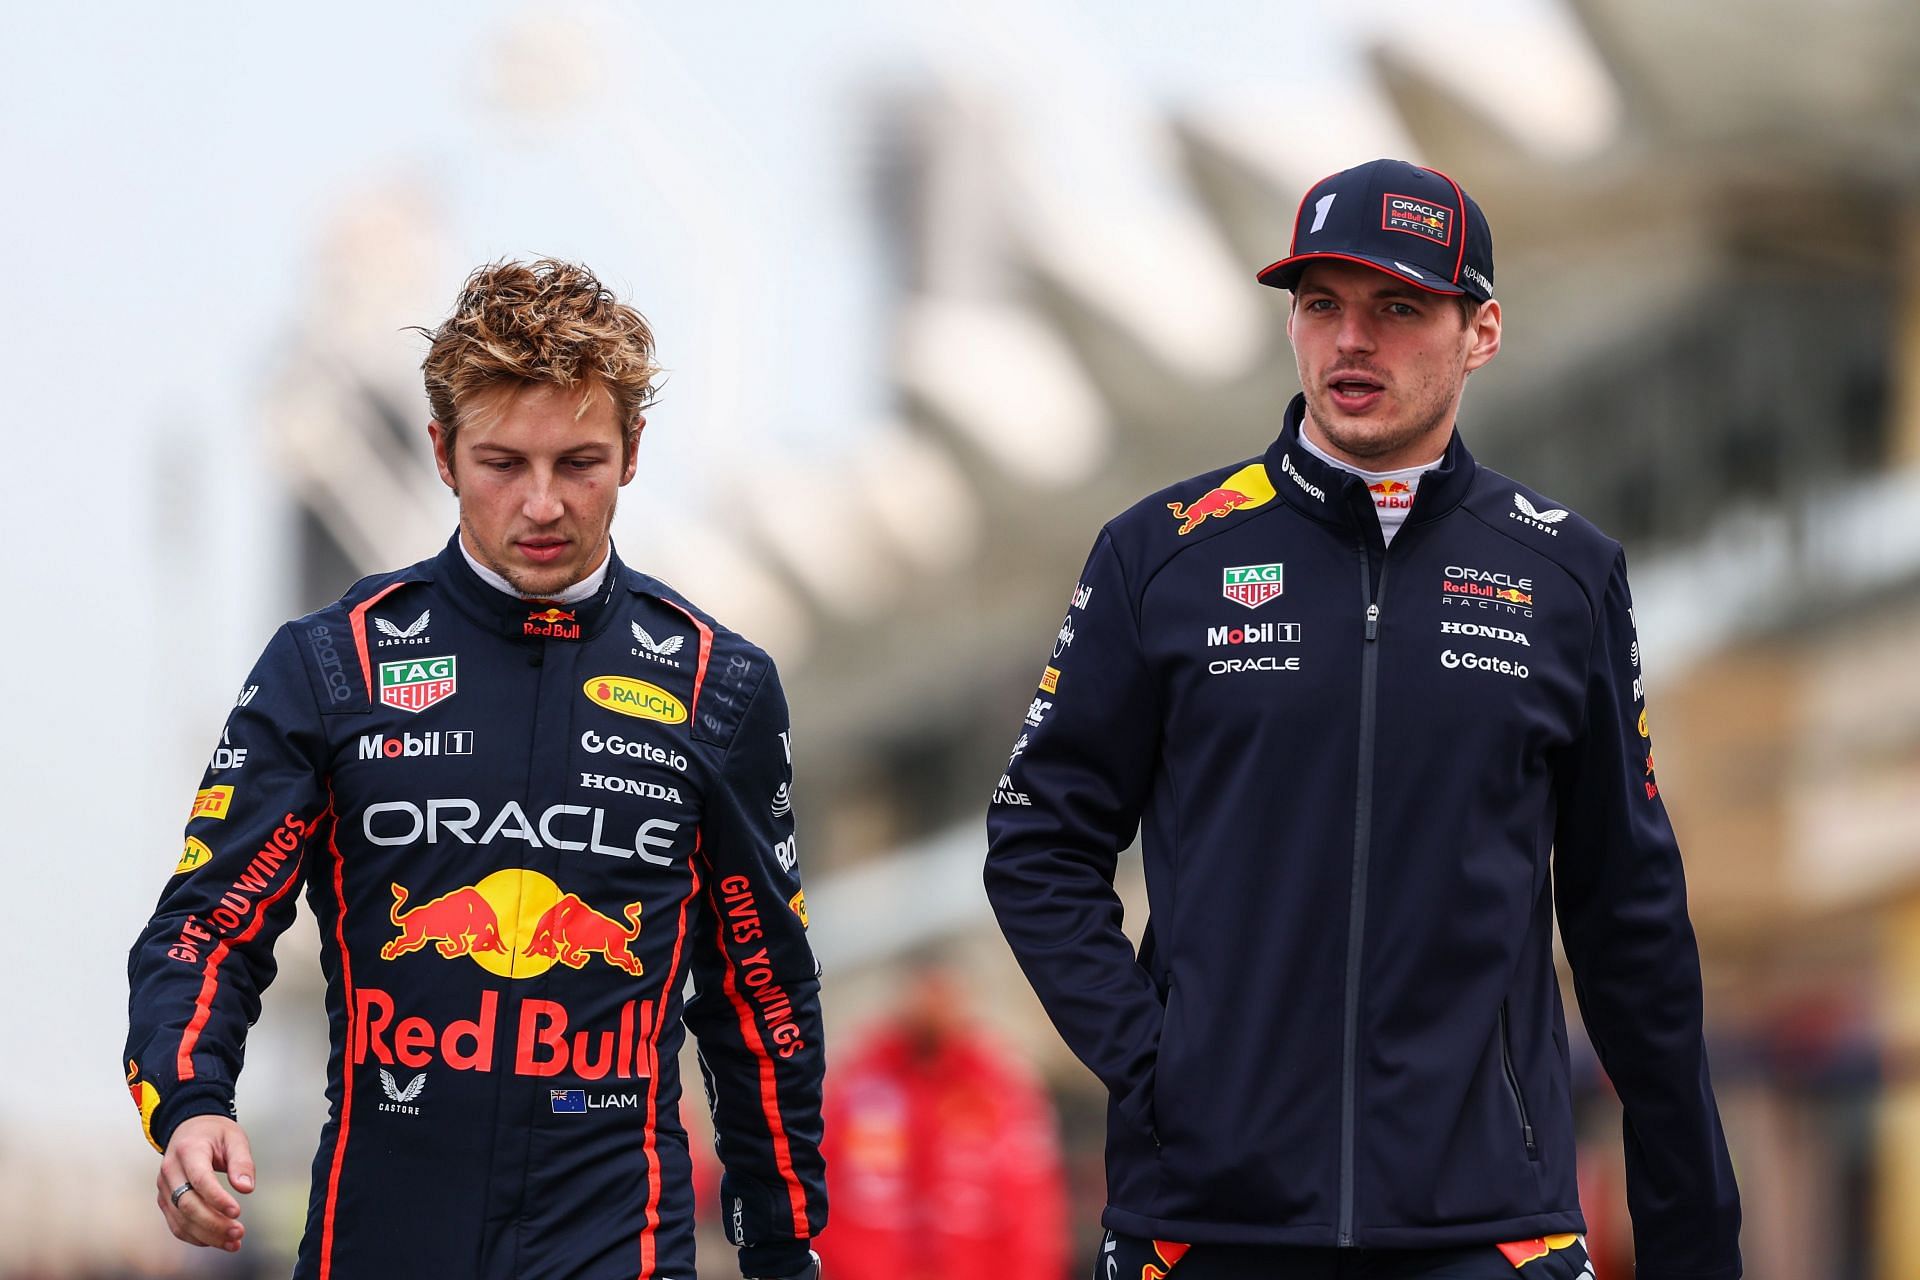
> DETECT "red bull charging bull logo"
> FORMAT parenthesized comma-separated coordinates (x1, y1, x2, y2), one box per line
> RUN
(382, 869, 643, 978)
(1165, 463, 1276, 535)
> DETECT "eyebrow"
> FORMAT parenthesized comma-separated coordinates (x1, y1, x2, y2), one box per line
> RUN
(468, 442, 613, 455)
(1298, 283, 1428, 303)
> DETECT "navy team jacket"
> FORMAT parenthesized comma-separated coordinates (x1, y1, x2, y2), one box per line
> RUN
(985, 395, 1740, 1279)
(127, 535, 826, 1280)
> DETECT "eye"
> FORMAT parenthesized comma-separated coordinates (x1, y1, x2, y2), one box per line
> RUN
(1387, 302, 1418, 317)
(566, 458, 600, 471)
(1303, 298, 1335, 313)
(486, 459, 518, 472)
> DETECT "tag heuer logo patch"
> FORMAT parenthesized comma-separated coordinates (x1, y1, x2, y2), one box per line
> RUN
(379, 656, 457, 713)
(1383, 194, 1453, 246)
(1223, 564, 1284, 609)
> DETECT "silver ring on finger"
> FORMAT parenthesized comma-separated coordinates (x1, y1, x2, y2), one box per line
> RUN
(170, 1180, 194, 1207)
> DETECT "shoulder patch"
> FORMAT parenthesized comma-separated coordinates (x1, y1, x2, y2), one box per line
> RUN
(296, 616, 371, 715)
(693, 644, 769, 749)
(1165, 463, 1275, 535)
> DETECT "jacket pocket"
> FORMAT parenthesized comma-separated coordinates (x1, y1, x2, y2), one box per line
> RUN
(1146, 977, 1173, 1149)
(1497, 1001, 1539, 1161)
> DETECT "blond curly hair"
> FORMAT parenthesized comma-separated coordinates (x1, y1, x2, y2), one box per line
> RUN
(419, 258, 661, 466)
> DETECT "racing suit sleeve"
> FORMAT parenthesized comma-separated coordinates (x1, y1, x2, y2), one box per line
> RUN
(1552, 550, 1741, 1280)
(983, 528, 1165, 1140)
(124, 624, 330, 1152)
(682, 662, 827, 1278)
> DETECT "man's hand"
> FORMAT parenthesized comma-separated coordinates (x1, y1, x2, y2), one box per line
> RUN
(155, 1114, 254, 1252)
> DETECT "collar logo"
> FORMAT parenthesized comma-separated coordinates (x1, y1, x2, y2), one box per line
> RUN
(525, 606, 582, 640)
(1167, 462, 1278, 534)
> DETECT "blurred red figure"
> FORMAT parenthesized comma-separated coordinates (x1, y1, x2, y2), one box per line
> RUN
(820, 965, 1067, 1280)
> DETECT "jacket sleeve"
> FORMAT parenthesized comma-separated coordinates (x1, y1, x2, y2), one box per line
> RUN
(983, 528, 1165, 1138)
(1552, 550, 1742, 1280)
(124, 624, 331, 1152)
(682, 659, 827, 1277)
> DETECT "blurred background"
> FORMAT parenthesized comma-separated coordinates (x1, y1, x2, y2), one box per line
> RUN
(3, 0, 1917, 1275)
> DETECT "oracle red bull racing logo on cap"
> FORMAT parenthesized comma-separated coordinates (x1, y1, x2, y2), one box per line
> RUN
(379, 655, 456, 713)
(1166, 463, 1277, 534)
(1223, 564, 1284, 609)
(381, 868, 643, 979)
(1383, 193, 1453, 245)
(584, 675, 687, 724)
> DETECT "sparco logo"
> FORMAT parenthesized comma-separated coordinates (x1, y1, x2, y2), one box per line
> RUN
(1281, 453, 1326, 503)
(359, 731, 474, 760)
(1441, 649, 1530, 679)
(363, 800, 684, 867)
(580, 730, 688, 773)
(580, 772, 683, 804)
(307, 625, 352, 705)
(1206, 622, 1302, 646)
(1439, 621, 1530, 647)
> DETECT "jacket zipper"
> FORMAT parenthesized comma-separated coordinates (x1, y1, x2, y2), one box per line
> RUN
(1338, 541, 1387, 1247)
(1498, 1002, 1538, 1158)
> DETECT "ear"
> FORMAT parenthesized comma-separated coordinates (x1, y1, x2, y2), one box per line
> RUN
(619, 415, 644, 487)
(1463, 299, 1502, 374)
(428, 422, 459, 492)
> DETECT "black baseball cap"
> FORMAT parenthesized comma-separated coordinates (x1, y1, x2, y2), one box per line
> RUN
(1257, 158, 1494, 302)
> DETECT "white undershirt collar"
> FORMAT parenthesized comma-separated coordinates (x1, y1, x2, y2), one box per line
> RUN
(459, 537, 611, 605)
(1297, 431, 1442, 546)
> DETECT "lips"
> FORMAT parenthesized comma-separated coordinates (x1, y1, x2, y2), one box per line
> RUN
(1327, 374, 1385, 413)
(518, 539, 570, 565)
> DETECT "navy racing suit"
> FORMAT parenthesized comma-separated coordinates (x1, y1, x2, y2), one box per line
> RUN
(986, 395, 1740, 1279)
(127, 536, 827, 1279)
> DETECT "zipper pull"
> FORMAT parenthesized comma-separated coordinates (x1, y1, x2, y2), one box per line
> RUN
(1365, 603, 1380, 641)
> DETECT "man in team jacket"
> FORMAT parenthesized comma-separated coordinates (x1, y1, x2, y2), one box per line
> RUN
(985, 160, 1741, 1279)
(127, 259, 826, 1280)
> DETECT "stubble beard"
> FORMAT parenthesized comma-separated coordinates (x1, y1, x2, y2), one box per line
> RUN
(461, 501, 618, 599)
(1298, 365, 1464, 467)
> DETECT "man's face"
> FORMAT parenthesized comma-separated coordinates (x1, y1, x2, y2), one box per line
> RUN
(1286, 260, 1500, 469)
(429, 380, 639, 597)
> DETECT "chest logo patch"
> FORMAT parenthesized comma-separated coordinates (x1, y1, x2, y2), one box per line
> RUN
(584, 675, 688, 724)
(1223, 564, 1284, 609)
(380, 656, 457, 713)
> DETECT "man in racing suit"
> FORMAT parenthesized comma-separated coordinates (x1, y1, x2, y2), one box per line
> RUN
(126, 259, 826, 1280)
(985, 160, 1741, 1278)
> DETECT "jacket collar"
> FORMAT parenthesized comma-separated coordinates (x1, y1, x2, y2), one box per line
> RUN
(432, 533, 626, 643)
(1262, 393, 1478, 533)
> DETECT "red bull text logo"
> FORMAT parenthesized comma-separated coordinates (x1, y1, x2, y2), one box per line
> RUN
(1369, 479, 1414, 511)
(524, 606, 581, 640)
(353, 987, 657, 1080)
(381, 870, 643, 979)
(379, 655, 457, 713)
(1441, 566, 1535, 615)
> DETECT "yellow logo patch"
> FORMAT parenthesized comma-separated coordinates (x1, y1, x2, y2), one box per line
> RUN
(582, 676, 687, 724)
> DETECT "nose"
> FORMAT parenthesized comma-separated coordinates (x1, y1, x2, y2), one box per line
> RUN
(1335, 307, 1376, 355)
(521, 468, 565, 525)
